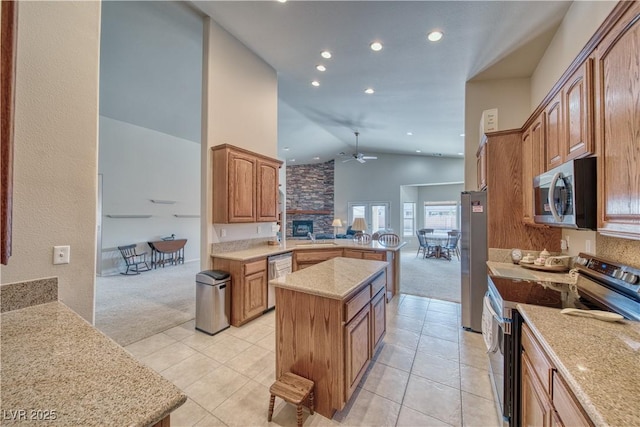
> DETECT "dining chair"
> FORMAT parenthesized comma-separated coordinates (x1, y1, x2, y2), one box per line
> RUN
(354, 233, 372, 245)
(416, 230, 429, 258)
(442, 231, 461, 260)
(377, 233, 400, 246)
(371, 231, 381, 241)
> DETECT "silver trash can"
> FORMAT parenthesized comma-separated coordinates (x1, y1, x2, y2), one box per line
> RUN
(195, 270, 231, 335)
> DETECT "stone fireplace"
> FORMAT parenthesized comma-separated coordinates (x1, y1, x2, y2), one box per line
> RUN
(286, 160, 335, 237)
(292, 220, 313, 237)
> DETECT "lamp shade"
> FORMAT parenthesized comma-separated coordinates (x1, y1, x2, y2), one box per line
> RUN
(351, 217, 367, 232)
(332, 219, 343, 227)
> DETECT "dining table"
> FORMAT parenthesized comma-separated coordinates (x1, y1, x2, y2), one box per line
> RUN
(424, 233, 451, 260)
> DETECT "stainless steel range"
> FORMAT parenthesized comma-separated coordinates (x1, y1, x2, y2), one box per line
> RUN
(483, 253, 640, 426)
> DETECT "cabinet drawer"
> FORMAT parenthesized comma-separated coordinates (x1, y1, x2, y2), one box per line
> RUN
(344, 285, 371, 323)
(522, 323, 553, 395)
(552, 371, 593, 426)
(244, 258, 267, 275)
(295, 249, 343, 263)
(343, 249, 363, 259)
(363, 251, 385, 261)
(370, 272, 386, 297)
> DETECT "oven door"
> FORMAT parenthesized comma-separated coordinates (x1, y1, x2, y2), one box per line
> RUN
(482, 293, 509, 425)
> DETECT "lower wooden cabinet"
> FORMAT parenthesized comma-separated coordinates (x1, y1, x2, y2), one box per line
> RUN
(243, 269, 267, 321)
(293, 249, 343, 270)
(521, 323, 593, 427)
(344, 305, 371, 398)
(370, 289, 386, 350)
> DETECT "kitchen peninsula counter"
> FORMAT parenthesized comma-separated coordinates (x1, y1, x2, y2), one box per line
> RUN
(487, 261, 575, 284)
(271, 257, 388, 418)
(517, 304, 640, 427)
(1, 302, 186, 426)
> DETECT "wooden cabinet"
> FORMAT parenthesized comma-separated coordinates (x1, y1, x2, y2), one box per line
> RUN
(545, 93, 564, 171)
(344, 304, 371, 399)
(477, 142, 487, 190)
(370, 288, 386, 351)
(343, 249, 385, 261)
(522, 113, 545, 224)
(595, 1, 640, 240)
(293, 249, 343, 270)
(521, 323, 593, 427)
(212, 144, 282, 224)
(211, 256, 268, 326)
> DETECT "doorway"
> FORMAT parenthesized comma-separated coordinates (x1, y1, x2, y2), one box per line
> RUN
(347, 201, 391, 232)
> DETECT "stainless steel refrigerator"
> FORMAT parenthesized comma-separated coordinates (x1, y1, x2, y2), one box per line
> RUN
(461, 191, 488, 332)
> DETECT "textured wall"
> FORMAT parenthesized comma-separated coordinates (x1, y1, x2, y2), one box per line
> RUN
(1, 2, 101, 322)
(286, 161, 335, 237)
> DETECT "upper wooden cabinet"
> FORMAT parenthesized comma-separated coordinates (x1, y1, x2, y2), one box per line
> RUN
(522, 113, 545, 224)
(595, 2, 640, 240)
(545, 93, 564, 170)
(212, 144, 282, 224)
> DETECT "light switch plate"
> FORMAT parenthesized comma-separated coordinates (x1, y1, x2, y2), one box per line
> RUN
(53, 245, 70, 265)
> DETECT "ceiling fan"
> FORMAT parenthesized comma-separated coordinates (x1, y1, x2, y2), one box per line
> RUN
(342, 131, 378, 164)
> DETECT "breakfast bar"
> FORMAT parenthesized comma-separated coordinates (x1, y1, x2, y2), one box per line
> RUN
(270, 257, 388, 418)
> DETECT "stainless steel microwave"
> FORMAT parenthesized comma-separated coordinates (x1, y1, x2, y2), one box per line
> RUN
(533, 157, 597, 229)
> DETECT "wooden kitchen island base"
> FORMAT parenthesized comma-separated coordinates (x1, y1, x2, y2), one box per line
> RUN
(272, 258, 388, 418)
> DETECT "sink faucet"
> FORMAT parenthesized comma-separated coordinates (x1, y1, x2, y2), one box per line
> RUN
(307, 232, 316, 243)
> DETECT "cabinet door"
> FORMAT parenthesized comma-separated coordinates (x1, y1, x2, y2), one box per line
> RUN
(344, 305, 371, 399)
(243, 270, 267, 319)
(256, 160, 279, 222)
(343, 249, 364, 259)
(228, 151, 256, 222)
(552, 371, 593, 426)
(564, 59, 594, 161)
(522, 354, 552, 427)
(545, 93, 564, 171)
(362, 251, 385, 261)
(596, 2, 640, 239)
(370, 290, 386, 352)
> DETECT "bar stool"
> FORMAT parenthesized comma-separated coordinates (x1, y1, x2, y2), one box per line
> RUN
(268, 372, 315, 427)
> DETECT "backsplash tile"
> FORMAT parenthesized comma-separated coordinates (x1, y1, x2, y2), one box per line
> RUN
(211, 237, 273, 254)
(1, 277, 58, 313)
(597, 234, 640, 269)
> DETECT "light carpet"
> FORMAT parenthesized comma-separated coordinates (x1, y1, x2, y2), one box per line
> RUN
(95, 261, 200, 346)
(399, 249, 461, 303)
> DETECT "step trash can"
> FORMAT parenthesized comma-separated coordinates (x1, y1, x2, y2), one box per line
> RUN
(195, 270, 231, 335)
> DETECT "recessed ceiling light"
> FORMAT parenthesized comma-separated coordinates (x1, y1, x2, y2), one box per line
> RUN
(311, 80, 320, 87)
(407, 132, 413, 136)
(370, 41, 383, 52)
(321, 50, 332, 59)
(313, 156, 320, 160)
(283, 147, 290, 151)
(289, 158, 296, 162)
(427, 31, 443, 42)
(364, 88, 375, 94)
(277, 0, 287, 3)
(316, 65, 326, 72)
(460, 133, 465, 137)
(416, 150, 421, 153)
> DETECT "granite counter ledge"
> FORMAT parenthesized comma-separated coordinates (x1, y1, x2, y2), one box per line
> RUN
(487, 261, 575, 284)
(269, 257, 388, 300)
(517, 304, 640, 427)
(0, 302, 186, 426)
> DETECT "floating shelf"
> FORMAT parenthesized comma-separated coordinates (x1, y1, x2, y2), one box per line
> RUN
(150, 199, 176, 204)
(174, 214, 200, 218)
(106, 214, 152, 219)
(286, 210, 332, 215)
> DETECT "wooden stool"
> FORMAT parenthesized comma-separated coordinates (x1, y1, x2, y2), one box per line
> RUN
(268, 372, 315, 427)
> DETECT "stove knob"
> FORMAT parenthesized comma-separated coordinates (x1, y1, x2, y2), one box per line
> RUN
(621, 272, 638, 284)
(612, 269, 624, 279)
(576, 256, 589, 266)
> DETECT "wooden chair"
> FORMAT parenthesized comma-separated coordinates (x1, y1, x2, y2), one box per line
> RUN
(353, 232, 372, 245)
(416, 230, 429, 258)
(268, 372, 315, 427)
(117, 244, 151, 275)
(442, 231, 461, 260)
(377, 233, 400, 246)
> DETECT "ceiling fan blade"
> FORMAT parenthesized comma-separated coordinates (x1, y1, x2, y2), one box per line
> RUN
(356, 158, 366, 164)
(362, 156, 377, 160)
(342, 158, 355, 163)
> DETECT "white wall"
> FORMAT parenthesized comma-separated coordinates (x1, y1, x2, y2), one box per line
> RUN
(98, 117, 201, 275)
(1, 2, 101, 322)
(202, 17, 279, 262)
(335, 153, 464, 241)
(463, 78, 531, 190)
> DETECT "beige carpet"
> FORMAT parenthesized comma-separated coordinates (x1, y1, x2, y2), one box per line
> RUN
(95, 261, 200, 346)
(399, 248, 461, 303)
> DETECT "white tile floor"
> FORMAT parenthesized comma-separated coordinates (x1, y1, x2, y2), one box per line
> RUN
(126, 294, 501, 427)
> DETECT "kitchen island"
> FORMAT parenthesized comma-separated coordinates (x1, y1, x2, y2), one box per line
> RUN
(269, 257, 388, 418)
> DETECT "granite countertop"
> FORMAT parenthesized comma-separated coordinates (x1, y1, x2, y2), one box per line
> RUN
(517, 304, 640, 427)
(1, 302, 186, 426)
(212, 239, 407, 261)
(269, 257, 388, 300)
(487, 261, 575, 284)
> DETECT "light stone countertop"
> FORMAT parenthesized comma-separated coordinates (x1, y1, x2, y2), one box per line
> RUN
(269, 257, 388, 300)
(212, 239, 407, 261)
(517, 304, 640, 427)
(1, 302, 186, 426)
(487, 261, 575, 284)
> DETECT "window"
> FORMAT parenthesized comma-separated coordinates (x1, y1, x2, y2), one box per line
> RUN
(403, 202, 415, 237)
(424, 201, 458, 231)
(347, 202, 390, 233)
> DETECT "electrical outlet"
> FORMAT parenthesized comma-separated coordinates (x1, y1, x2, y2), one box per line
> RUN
(585, 239, 592, 253)
(257, 225, 261, 234)
(560, 239, 568, 251)
(53, 245, 70, 265)
(220, 228, 227, 237)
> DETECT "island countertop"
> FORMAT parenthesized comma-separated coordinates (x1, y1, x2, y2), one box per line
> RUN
(517, 304, 640, 427)
(211, 239, 406, 262)
(1, 302, 186, 426)
(269, 257, 388, 300)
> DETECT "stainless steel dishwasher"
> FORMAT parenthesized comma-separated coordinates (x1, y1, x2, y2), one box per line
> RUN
(267, 252, 292, 310)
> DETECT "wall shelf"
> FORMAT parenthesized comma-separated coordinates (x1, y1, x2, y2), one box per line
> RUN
(174, 214, 200, 218)
(150, 199, 176, 204)
(106, 214, 152, 219)
(286, 210, 331, 215)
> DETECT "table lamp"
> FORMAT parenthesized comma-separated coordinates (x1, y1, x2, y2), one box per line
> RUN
(332, 219, 343, 239)
(351, 217, 367, 234)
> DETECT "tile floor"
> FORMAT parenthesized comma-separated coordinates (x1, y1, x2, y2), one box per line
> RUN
(125, 294, 501, 427)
